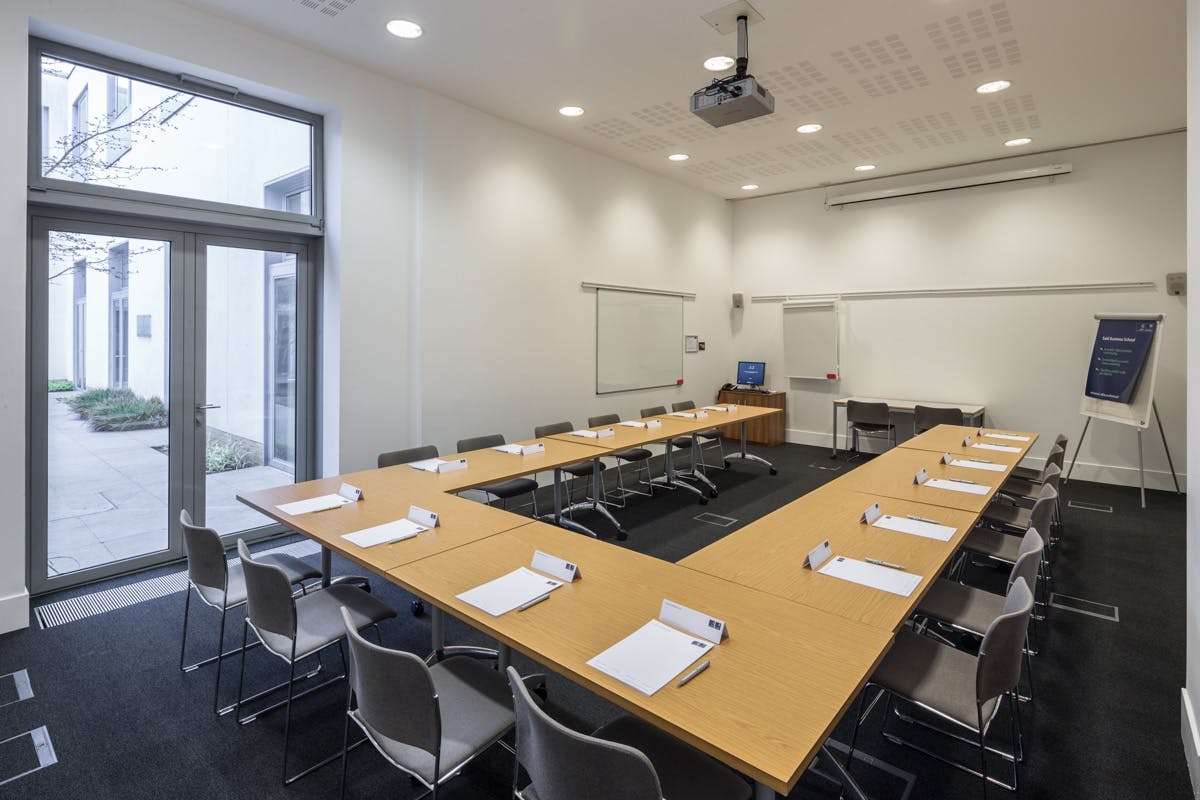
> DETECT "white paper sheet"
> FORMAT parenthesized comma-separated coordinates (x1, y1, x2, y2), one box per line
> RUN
(949, 458, 1007, 473)
(493, 444, 524, 454)
(619, 421, 648, 428)
(924, 478, 990, 495)
(571, 429, 599, 438)
(456, 567, 563, 617)
(702, 405, 729, 412)
(587, 619, 713, 696)
(818, 556, 923, 597)
(409, 458, 468, 473)
(342, 518, 427, 548)
(276, 494, 351, 515)
(872, 514, 956, 542)
(984, 433, 1031, 442)
(971, 443, 1021, 453)
(668, 411, 696, 418)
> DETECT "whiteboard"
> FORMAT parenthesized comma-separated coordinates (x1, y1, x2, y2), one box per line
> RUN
(596, 289, 683, 393)
(782, 301, 839, 380)
(1079, 313, 1164, 429)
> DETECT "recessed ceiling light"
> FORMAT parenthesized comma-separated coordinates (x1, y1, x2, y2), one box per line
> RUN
(386, 19, 423, 39)
(668, 153, 690, 162)
(854, 164, 876, 172)
(1004, 137, 1032, 147)
(741, 184, 759, 191)
(796, 123, 823, 134)
(975, 79, 1011, 94)
(704, 56, 736, 72)
(558, 106, 585, 117)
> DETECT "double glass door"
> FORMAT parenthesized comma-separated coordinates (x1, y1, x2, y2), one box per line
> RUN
(30, 216, 313, 593)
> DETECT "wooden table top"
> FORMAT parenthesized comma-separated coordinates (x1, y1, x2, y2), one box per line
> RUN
(237, 476, 533, 573)
(832, 447, 1010, 512)
(900, 424, 1036, 461)
(549, 405, 781, 450)
(415, 438, 611, 493)
(680, 484, 982, 631)
(387, 521, 892, 795)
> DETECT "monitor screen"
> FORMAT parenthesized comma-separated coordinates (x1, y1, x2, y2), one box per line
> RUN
(737, 361, 765, 386)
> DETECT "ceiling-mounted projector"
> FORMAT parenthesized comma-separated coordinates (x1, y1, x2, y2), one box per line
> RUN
(690, 13, 774, 127)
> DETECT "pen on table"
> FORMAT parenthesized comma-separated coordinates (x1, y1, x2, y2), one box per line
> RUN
(906, 514, 940, 524)
(965, 458, 993, 463)
(948, 477, 977, 484)
(517, 593, 550, 612)
(677, 660, 710, 687)
(866, 557, 906, 571)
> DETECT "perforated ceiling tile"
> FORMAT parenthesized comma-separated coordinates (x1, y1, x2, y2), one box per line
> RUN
(293, 0, 356, 17)
(726, 151, 796, 176)
(683, 161, 750, 185)
(857, 65, 931, 98)
(668, 122, 724, 144)
(971, 93, 1040, 137)
(943, 39, 1022, 79)
(582, 118, 640, 140)
(781, 86, 853, 114)
(833, 126, 904, 159)
(831, 34, 912, 75)
(896, 112, 969, 149)
(620, 133, 674, 153)
(776, 142, 846, 169)
(927, 1, 1015, 50)
(630, 101, 691, 128)
(762, 60, 829, 93)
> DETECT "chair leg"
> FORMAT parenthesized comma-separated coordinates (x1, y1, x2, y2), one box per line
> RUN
(846, 685, 869, 769)
(978, 706, 989, 800)
(178, 585, 193, 672)
(339, 683, 353, 800)
(281, 652, 299, 785)
(213, 605, 228, 714)
(235, 618, 250, 721)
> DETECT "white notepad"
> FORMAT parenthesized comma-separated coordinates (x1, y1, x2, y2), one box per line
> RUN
(668, 411, 696, 418)
(985, 433, 1031, 442)
(409, 458, 468, 473)
(818, 556, 922, 597)
(924, 478, 990, 495)
(587, 619, 713, 696)
(948, 458, 1007, 473)
(702, 405, 729, 412)
(619, 421, 648, 428)
(342, 518, 426, 548)
(276, 494, 351, 515)
(456, 567, 563, 617)
(872, 514, 956, 542)
(971, 443, 1021, 453)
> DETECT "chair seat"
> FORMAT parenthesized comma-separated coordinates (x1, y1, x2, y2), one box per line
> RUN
(594, 715, 752, 800)
(872, 630, 998, 732)
(1009, 464, 1042, 482)
(256, 583, 396, 661)
(481, 477, 539, 500)
(613, 447, 651, 462)
(697, 428, 722, 440)
(962, 527, 1023, 564)
(849, 422, 892, 433)
(352, 656, 514, 785)
(915, 579, 1006, 638)
(981, 503, 1029, 530)
(562, 460, 604, 479)
(999, 476, 1039, 500)
(670, 437, 694, 449)
(196, 553, 319, 609)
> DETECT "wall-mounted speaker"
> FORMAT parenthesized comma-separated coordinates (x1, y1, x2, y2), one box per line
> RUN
(732, 292, 744, 309)
(1166, 272, 1186, 296)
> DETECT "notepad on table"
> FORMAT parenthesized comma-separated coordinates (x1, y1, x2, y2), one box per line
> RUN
(984, 433, 1031, 442)
(619, 421, 648, 428)
(872, 514, 956, 542)
(276, 494, 351, 515)
(587, 619, 713, 696)
(456, 567, 563, 617)
(971, 443, 1021, 453)
(924, 478, 990, 495)
(409, 458, 467, 473)
(342, 518, 426, 548)
(702, 405, 729, 412)
(948, 458, 1007, 473)
(668, 411, 696, 418)
(818, 556, 923, 597)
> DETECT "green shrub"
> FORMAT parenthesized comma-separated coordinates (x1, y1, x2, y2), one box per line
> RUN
(205, 435, 259, 474)
(47, 379, 74, 392)
(65, 388, 168, 431)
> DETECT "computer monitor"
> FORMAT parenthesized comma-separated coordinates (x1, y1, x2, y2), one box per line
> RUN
(736, 361, 765, 387)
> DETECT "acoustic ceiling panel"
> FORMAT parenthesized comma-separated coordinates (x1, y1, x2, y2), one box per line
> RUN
(971, 93, 1041, 137)
(292, 0, 356, 17)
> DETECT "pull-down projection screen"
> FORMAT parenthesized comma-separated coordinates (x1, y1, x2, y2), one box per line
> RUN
(595, 289, 684, 394)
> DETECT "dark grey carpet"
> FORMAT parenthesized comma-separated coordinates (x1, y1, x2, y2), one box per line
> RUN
(0, 443, 1189, 799)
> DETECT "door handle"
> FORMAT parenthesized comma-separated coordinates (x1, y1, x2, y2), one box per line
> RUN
(195, 404, 221, 410)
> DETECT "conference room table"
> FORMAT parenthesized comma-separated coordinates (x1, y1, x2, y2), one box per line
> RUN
(831, 396, 987, 457)
(900, 424, 1037, 461)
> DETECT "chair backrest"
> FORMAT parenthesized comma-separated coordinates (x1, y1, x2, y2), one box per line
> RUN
(976, 577, 1034, 705)
(341, 608, 441, 756)
(506, 666, 661, 800)
(1006, 528, 1044, 592)
(534, 421, 574, 438)
(180, 509, 227, 593)
(846, 400, 891, 427)
(1045, 445, 1065, 474)
(671, 400, 696, 412)
(1028, 483, 1058, 535)
(378, 444, 439, 468)
(1054, 433, 1068, 449)
(640, 406, 666, 418)
(913, 405, 963, 432)
(589, 413, 620, 427)
(237, 539, 297, 642)
(1040, 462, 1062, 493)
(457, 433, 505, 452)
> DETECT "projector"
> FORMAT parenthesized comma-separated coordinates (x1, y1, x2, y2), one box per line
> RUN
(690, 75, 775, 127)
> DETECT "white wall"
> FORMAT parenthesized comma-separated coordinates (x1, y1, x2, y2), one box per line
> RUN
(732, 134, 1186, 490)
(416, 90, 734, 455)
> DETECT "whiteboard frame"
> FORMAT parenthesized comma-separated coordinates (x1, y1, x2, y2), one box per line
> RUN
(594, 288, 685, 395)
(1079, 312, 1164, 429)
(782, 299, 840, 380)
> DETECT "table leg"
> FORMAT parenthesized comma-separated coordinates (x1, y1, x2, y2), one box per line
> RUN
(539, 466, 604, 538)
(649, 440, 708, 503)
(754, 782, 776, 799)
(498, 643, 511, 672)
(818, 744, 871, 800)
(320, 546, 331, 588)
(431, 606, 445, 655)
(726, 421, 776, 474)
(672, 434, 718, 495)
(831, 401, 838, 458)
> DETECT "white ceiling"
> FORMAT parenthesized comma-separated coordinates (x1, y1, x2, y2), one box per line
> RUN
(178, 0, 1185, 199)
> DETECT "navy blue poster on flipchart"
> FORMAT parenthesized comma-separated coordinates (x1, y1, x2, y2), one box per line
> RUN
(1084, 319, 1158, 404)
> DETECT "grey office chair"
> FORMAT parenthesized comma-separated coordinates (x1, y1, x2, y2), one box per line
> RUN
(959, 484, 1056, 612)
(339, 609, 515, 800)
(378, 444, 439, 468)
(672, 400, 729, 471)
(534, 421, 606, 506)
(1010, 434, 1068, 482)
(848, 578, 1034, 793)
(506, 666, 751, 800)
(913, 405, 963, 435)
(235, 539, 396, 785)
(178, 509, 319, 715)
(456, 434, 540, 515)
(1001, 446, 1064, 498)
(846, 400, 894, 459)
(640, 405, 709, 490)
(589, 413, 655, 504)
(980, 469, 1060, 535)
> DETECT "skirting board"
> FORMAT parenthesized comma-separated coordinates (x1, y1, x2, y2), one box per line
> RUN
(1182, 689, 1200, 798)
(0, 586, 30, 634)
(787, 428, 1186, 493)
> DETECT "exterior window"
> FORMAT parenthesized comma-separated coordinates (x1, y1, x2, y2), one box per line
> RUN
(72, 260, 86, 388)
(107, 243, 129, 388)
(41, 106, 50, 162)
(70, 86, 88, 145)
(105, 75, 132, 165)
